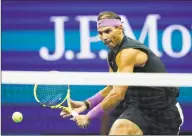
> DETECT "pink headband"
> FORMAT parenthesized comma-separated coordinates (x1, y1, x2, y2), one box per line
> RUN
(97, 19, 122, 28)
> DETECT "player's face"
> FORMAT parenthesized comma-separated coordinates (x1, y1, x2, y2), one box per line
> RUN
(98, 26, 122, 48)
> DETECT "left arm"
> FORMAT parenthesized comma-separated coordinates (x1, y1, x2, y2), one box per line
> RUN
(74, 49, 145, 127)
(100, 48, 138, 111)
(101, 48, 147, 110)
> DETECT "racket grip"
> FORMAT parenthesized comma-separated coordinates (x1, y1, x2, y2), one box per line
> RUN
(71, 110, 78, 117)
(70, 111, 78, 121)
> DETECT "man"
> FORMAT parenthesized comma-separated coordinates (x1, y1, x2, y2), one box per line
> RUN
(60, 11, 184, 135)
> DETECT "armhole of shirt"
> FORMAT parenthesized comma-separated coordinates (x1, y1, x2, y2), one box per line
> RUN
(133, 47, 149, 56)
(118, 46, 149, 67)
(107, 51, 113, 69)
(119, 45, 149, 55)
(133, 47, 149, 67)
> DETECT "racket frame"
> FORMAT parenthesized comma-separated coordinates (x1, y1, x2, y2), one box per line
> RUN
(34, 84, 72, 114)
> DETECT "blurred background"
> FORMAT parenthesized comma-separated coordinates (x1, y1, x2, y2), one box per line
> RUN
(1, 0, 192, 135)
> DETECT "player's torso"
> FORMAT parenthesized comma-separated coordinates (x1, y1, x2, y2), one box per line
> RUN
(108, 36, 179, 109)
(108, 36, 167, 73)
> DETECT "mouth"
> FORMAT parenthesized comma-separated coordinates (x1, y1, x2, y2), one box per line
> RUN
(104, 40, 112, 45)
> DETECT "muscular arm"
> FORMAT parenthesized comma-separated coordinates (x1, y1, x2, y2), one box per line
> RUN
(99, 67, 113, 97)
(100, 49, 141, 111)
(86, 49, 147, 118)
(87, 62, 113, 108)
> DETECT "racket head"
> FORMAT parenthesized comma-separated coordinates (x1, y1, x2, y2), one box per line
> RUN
(34, 84, 70, 108)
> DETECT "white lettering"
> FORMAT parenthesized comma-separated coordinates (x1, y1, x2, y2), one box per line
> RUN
(39, 16, 69, 61)
(39, 15, 191, 61)
(162, 25, 191, 58)
(139, 15, 161, 56)
(121, 15, 162, 56)
(75, 16, 98, 59)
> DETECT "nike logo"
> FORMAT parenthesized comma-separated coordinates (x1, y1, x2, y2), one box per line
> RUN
(98, 22, 102, 25)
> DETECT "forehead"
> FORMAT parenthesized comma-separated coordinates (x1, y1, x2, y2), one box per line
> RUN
(97, 26, 115, 32)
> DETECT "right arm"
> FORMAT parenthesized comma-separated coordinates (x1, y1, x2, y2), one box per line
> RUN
(86, 66, 113, 108)
(99, 67, 113, 97)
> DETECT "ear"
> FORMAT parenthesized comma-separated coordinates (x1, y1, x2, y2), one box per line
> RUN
(116, 25, 123, 34)
(117, 25, 123, 30)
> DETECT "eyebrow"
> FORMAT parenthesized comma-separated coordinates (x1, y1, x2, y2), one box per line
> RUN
(97, 28, 112, 33)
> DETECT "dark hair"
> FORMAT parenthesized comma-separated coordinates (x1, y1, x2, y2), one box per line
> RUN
(97, 11, 121, 21)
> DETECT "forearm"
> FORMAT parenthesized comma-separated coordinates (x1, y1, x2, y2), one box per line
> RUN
(86, 86, 112, 108)
(100, 89, 124, 111)
(100, 85, 113, 97)
(87, 86, 127, 120)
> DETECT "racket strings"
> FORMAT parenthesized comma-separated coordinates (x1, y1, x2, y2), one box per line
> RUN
(48, 93, 64, 106)
(36, 85, 68, 106)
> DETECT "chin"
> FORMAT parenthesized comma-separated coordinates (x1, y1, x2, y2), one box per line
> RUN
(107, 45, 113, 48)
(107, 43, 115, 48)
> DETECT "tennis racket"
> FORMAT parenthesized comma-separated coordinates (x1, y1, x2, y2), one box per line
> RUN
(34, 84, 78, 118)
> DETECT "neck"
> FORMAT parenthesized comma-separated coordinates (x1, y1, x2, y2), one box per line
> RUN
(111, 34, 125, 52)
(116, 34, 124, 47)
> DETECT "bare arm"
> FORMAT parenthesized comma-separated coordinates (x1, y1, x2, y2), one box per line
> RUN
(99, 67, 113, 97)
(98, 49, 147, 100)
(100, 48, 142, 111)
(74, 49, 148, 127)
(86, 63, 113, 108)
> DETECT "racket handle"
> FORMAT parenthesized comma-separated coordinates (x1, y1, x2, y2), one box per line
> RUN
(60, 106, 78, 117)
(70, 111, 78, 122)
(71, 110, 78, 117)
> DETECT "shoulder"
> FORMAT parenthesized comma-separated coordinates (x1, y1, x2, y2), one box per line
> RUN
(117, 48, 139, 59)
(123, 37, 150, 55)
(121, 37, 148, 53)
(116, 48, 139, 66)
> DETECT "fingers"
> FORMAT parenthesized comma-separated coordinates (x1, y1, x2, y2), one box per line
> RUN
(60, 112, 89, 129)
(82, 125, 88, 129)
(70, 116, 76, 121)
(60, 111, 67, 116)
(60, 111, 71, 118)
(70, 117, 75, 121)
(73, 116, 89, 129)
(62, 114, 71, 118)
(76, 120, 85, 128)
(76, 123, 88, 129)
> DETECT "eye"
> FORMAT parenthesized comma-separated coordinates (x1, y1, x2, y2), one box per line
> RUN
(105, 29, 111, 34)
(98, 32, 102, 35)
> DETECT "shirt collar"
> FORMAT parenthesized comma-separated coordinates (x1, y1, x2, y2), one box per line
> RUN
(111, 36, 126, 54)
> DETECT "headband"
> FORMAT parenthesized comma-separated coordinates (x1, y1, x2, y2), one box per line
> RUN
(97, 19, 122, 28)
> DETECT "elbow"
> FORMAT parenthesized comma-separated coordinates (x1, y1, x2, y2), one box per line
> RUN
(115, 93, 125, 102)
(111, 87, 128, 102)
(107, 90, 126, 102)
(119, 94, 125, 101)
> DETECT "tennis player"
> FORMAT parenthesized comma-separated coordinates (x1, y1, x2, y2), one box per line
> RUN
(60, 11, 184, 135)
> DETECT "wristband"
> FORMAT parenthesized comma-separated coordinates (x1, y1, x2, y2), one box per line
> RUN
(83, 100, 90, 109)
(87, 104, 105, 119)
(87, 93, 104, 109)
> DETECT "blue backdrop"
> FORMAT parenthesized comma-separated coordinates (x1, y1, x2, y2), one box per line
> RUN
(2, 0, 192, 134)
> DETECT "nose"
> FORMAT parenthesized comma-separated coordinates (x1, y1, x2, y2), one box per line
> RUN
(102, 33, 108, 41)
